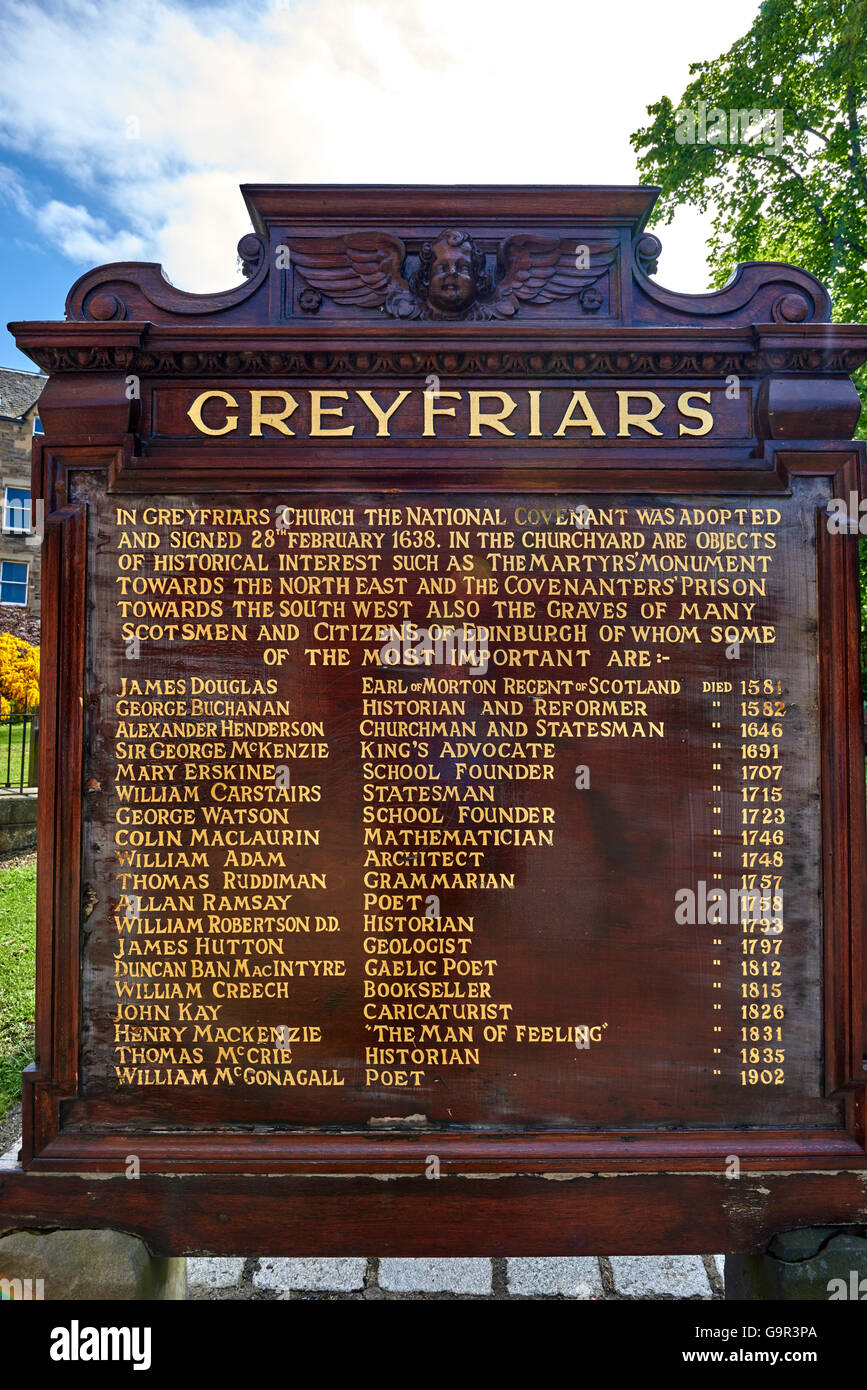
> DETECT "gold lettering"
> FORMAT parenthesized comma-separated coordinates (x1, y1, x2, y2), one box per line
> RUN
(468, 391, 517, 437)
(356, 389, 411, 437)
(617, 390, 665, 437)
(678, 390, 714, 436)
(554, 390, 605, 437)
(250, 390, 298, 436)
(527, 389, 542, 438)
(310, 390, 354, 437)
(423, 390, 462, 437)
(187, 390, 239, 437)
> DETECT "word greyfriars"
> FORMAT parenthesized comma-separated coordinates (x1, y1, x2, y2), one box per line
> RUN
(2, 185, 866, 1260)
(185, 385, 718, 439)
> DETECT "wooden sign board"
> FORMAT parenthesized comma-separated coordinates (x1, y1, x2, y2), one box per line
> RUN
(3, 186, 867, 1256)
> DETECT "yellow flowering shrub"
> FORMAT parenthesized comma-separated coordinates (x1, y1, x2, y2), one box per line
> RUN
(0, 633, 39, 713)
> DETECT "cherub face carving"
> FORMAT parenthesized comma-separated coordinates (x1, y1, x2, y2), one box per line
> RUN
(416, 231, 489, 315)
(427, 237, 476, 311)
(289, 229, 617, 321)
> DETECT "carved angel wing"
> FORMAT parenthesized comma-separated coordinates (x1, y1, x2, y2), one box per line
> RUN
(493, 236, 618, 316)
(288, 234, 417, 317)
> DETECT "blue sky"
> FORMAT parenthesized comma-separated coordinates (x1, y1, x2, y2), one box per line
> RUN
(1, 0, 762, 372)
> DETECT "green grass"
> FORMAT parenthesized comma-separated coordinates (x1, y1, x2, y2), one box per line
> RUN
(0, 863, 36, 1120)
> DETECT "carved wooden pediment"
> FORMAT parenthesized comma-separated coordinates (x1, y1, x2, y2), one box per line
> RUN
(54, 185, 834, 335)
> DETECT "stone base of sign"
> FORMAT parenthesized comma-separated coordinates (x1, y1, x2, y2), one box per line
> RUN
(0, 789, 37, 852)
(185, 1252, 723, 1299)
(0, 1228, 186, 1300)
(725, 1227, 867, 1300)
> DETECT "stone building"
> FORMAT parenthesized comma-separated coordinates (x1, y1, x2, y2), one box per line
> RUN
(0, 366, 45, 640)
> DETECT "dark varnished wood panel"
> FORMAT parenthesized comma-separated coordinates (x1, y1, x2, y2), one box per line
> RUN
(6, 185, 867, 1254)
(3, 1169, 867, 1256)
(62, 481, 840, 1138)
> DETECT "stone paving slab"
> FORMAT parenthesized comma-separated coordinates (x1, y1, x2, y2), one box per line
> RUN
(253, 1257, 367, 1293)
(507, 1256, 604, 1297)
(379, 1258, 492, 1295)
(188, 1257, 246, 1291)
(609, 1254, 713, 1299)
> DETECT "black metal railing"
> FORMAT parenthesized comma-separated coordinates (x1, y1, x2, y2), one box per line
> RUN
(0, 703, 38, 790)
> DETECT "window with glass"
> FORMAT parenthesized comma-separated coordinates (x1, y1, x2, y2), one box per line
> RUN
(4, 486, 31, 532)
(0, 561, 28, 606)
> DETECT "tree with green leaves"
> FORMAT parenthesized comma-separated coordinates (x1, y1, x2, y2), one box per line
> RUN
(632, 0, 866, 375)
(631, 0, 867, 687)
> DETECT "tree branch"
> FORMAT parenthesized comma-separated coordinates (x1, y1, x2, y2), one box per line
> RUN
(780, 109, 830, 146)
(845, 84, 867, 205)
(717, 147, 867, 260)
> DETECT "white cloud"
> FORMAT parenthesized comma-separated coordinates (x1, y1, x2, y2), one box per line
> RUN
(0, 162, 35, 219)
(35, 200, 147, 264)
(0, 0, 762, 294)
